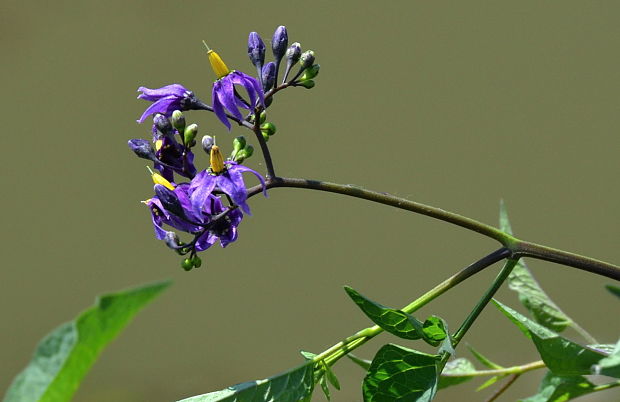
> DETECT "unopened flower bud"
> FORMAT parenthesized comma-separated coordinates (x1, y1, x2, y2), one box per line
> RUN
(286, 42, 302, 65)
(171, 110, 186, 132)
(235, 144, 254, 162)
(248, 32, 266, 68)
(260, 122, 276, 136)
(201, 135, 214, 154)
(164, 231, 181, 249)
(233, 136, 246, 152)
(301, 64, 320, 80)
(183, 123, 198, 146)
(128, 139, 156, 161)
(261, 131, 269, 142)
(298, 79, 315, 89)
(271, 26, 288, 61)
(153, 114, 173, 135)
(262, 62, 276, 93)
(210, 145, 225, 174)
(181, 258, 194, 271)
(300, 50, 315, 69)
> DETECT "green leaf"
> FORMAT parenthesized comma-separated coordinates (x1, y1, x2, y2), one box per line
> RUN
(179, 362, 315, 402)
(319, 376, 330, 401)
(422, 316, 447, 346)
(438, 358, 476, 389)
(347, 354, 372, 371)
(493, 300, 606, 376)
(520, 371, 596, 402)
(499, 201, 573, 333)
(466, 345, 503, 370)
(300, 351, 316, 361)
(4, 281, 171, 402)
(344, 286, 423, 340)
(323, 364, 340, 391)
(592, 339, 620, 378)
(606, 284, 620, 300)
(363, 344, 439, 402)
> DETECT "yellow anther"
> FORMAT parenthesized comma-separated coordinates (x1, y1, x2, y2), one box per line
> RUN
(155, 139, 163, 151)
(210, 145, 225, 174)
(203, 41, 231, 79)
(146, 166, 175, 190)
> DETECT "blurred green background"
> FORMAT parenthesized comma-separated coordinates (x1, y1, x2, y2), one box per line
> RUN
(1, 1, 618, 401)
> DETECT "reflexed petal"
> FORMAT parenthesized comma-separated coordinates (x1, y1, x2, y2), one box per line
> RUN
(189, 171, 217, 214)
(217, 77, 243, 120)
(212, 82, 232, 130)
(231, 163, 268, 197)
(137, 96, 177, 123)
(230, 72, 256, 109)
(137, 84, 188, 100)
(217, 171, 250, 214)
(219, 226, 238, 247)
(195, 231, 218, 251)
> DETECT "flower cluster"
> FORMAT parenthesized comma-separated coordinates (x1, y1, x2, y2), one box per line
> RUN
(130, 25, 319, 270)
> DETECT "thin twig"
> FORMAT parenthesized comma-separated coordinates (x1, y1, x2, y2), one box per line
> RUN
(484, 374, 520, 402)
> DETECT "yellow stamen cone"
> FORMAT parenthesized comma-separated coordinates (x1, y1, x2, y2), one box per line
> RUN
(203, 42, 231, 79)
(208, 50, 230, 79)
(210, 145, 225, 174)
(147, 166, 175, 191)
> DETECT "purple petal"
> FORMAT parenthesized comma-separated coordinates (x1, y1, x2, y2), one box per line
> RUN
(232, 163, 268, 198)
(218, 77, 243, 120)
(219, 226, 238, 248)
(195, 231, 218, 251)
(212, 82, 232, 130)
(137, 84, 188, 100)
(189, 171, 217, 214)
(137, 96, 177, 123)
(217, 171, 251, 214)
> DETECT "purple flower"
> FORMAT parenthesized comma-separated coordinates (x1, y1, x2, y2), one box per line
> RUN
(206, 47, 264, 130)
(146, 183, 204, 240)
(146, 183, 243, 251)
(189, 161, 266, 216)
(153, 133, 197, 181)
(212, 71, 264, 130)
(195, 195, 244, 251)
(137, 84, 195, 123)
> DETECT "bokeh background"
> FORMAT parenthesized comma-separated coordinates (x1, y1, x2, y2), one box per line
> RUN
(1, 1, 618, 401)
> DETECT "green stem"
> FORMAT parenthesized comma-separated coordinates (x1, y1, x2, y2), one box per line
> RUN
(442, 360, 545, 378)
(314, 248, 510, 367)
(452, 259, 519, 346)
(592, 381, 620, 393)
(244, 177, 620, 281)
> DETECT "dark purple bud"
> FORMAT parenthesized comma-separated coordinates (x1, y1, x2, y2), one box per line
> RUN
(247, 32, 266, 68)
(300, 50, 315, 69)
(285, 42, 302, 65)
(128, 139, 156, 160)
(261, 62, 276, 93)
(271, 26, 288, 61)
(153, 114, 174, 136)
(154, 184, 187, 219)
